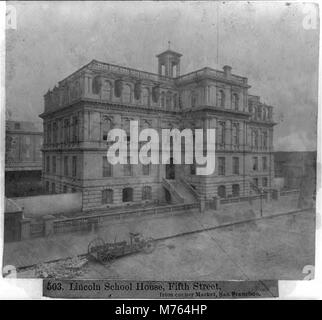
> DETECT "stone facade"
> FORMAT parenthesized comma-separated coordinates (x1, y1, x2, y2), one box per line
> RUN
(39, 49, 275, 211)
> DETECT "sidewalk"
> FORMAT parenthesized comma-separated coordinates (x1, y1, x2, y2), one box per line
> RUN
(3, 195, 309, 269)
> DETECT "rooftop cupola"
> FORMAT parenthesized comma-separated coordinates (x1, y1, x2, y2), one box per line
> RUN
(156, 42, 182, 78)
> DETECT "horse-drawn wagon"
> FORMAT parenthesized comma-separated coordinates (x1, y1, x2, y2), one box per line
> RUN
(87, 232, 155, 265)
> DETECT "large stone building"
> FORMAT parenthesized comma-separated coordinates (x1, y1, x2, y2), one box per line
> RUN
(5, 120, 43, 197)
(40, 49, 275, 211)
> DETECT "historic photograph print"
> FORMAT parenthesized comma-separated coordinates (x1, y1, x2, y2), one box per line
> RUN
(2, 1, 318, 282)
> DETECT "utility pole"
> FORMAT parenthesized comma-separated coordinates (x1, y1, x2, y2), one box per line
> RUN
(260, 188, 263, 218)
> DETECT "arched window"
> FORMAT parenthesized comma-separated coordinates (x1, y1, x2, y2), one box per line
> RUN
(92, 76, 102, 95)
(232, 93, 239, 110)
(232, 184, 240, 197)
(122, 187, 133, 202)
(217, 90, 225, 108)
(122, 84, 131, 103)
(102, 189, 113, 204)
(218, 185, 226, 198)
(142, 88, 149, 106)
(142, 186, 152, 200)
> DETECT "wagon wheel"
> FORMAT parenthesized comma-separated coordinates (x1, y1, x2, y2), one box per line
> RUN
(142, 237, 156, 254)
(88, 237, 105, 256)
(99, 252, 115, 266)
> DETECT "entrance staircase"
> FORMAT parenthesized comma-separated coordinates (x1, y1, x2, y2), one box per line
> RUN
(162, 178, 199, 204)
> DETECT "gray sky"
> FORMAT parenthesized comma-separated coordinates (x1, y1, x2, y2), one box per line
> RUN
(6, 1, 319, 151)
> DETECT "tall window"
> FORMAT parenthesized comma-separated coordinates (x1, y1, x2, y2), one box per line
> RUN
(253, 178, 259, 187)
(102, 80, 111, 100)
(218, 157, 225, 175)
(218, 185, 226, 198)
(64, 156, 69, 176)
(53, 122, 58, 144)
(51, 183, 55, 194)
(217, 121, 225, 145)
(47, 123, 51, 144)
(262, 157, 267, 171)
(102, 189, 113, 204)
(92, 76, 102, 94)
(122, 187, 133, 202)
(103, 156, 112, 177)
(122, 84, 131, 103)
(161, 92, 165, 107)
(191, 93, 197, 108)
(142, 186, 152, 200)
(52, 156, 56, 174)
(46, 156, 50, 173)
(232, 184, 240, 197)
(142, 88, 149, 106)
(232, 123, 239, 146)
(262, 177, 268, 187)
(64, 119, 70, 143)
(262, 131, 268, 149)
(232, 93, 239, 110)
(252, 129, 259, 148)
(142, 164, 150, 176)
(217, 90, 225, 108)
(72, 116, 78, 142)
(72, 156, 77, 177)
(233, 157, 239, 175)
(173, 94, 178, 109)
(253, 157, 258, 171)
(102, 116, 113, 141)
(166, 92, 172, 109)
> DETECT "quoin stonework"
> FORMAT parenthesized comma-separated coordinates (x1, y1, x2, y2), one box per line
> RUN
(40, 48, 275, 211)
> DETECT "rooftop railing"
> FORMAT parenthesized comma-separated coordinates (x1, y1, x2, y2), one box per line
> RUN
(90, 60, 174, 84)
(176, 67, 248, 85)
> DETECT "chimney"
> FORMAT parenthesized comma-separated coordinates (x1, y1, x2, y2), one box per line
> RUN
(223, 65, 232, 78)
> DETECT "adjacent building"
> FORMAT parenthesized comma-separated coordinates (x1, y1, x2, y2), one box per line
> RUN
(274, 151, 316, 191)
(5, 120, 43, 197)
(40, 49, 275, 211)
